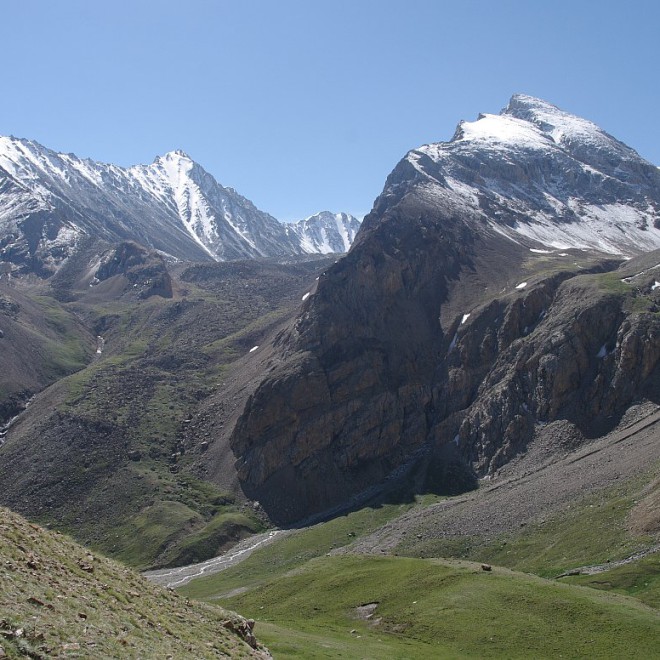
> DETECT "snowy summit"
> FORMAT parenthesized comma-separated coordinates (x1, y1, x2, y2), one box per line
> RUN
(396, 94, 660, 256)
(0, 137, 362, 274)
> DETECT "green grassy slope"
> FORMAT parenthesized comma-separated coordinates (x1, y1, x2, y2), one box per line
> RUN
(181, 503, 413, 600)
(0, 506, 268, 659)
(0, 288, 92, 421)
(398, 469, 659, 578)
(181, 465, 660, 658)
(209, 555, 660, 659)
(568, 554, 660, 608)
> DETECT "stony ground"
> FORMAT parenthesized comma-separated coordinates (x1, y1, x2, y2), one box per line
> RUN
(337, 402, 660, 555)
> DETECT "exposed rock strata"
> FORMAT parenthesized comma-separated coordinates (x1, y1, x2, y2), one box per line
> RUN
(232, 224, 659, 524)
(229, 97, 660, 524)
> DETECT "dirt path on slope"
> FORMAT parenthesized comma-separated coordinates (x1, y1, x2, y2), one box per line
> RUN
(555, 543, 660, 578)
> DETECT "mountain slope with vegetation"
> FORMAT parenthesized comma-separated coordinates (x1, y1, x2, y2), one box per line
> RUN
(1, 95, 659, 599)
(180, 421, 660, 657)
(0, 506, 270, 658)
(0, 251, 336, 569)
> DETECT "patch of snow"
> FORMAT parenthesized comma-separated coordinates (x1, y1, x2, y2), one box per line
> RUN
(448, 332, 458, 352)
(249, 345, 259, 353)
(516, 281, 528, 290)
(511, 201, 660, 256)
(622, 265, 660, 283)
(597, 344, 607, 358)
(334, 213, 351, 252)
(653, 281, 660, 291)
(445, 177, 481, 207)
(486, 220, 523, 245)
(301, 292, 310, 301)
(453, 434, 460, 446)
(529, 248, 552, 254)
(461, 313, 470, 325)
(457, 113, 552, 151)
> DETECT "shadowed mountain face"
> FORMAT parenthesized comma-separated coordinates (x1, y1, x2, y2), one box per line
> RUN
(229, 96, 660, 524)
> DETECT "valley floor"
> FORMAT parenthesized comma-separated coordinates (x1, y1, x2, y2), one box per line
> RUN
(161, 401, 660, 658)
(145, 530, 288, 588)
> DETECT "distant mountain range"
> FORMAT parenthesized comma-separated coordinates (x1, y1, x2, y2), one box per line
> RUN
(287, 211, 360, 254)
(0, 138, 361, 275)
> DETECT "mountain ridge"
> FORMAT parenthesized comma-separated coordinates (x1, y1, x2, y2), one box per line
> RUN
(0, 136, 361, 274)
(286, 210, 361, 254)
(371, 94, 660, 256)
(0, 94, 658, 559)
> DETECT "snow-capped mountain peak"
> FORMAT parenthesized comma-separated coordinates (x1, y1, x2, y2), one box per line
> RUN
(162, 149, 192, 160)
(502, 94, 640, 164)
(0, 136, 361, 275)
(389, 95, 660, 256)
(286, 211, 362, 254)
(504, 94, 606, 142)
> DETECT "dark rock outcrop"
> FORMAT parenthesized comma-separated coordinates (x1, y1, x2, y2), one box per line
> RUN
(231, 194, 478, 522)
(95, 241, 173, 298)
(230, 186, 660, 524)
(229, 95, 660, 524)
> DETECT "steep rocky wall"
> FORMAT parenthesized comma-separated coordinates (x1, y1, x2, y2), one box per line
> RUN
(229, 193, 660, 524)
(230, 197, 476, 522)
(453, 276, 660, 474)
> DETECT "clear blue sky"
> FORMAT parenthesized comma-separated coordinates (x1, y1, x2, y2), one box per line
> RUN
(3, 0, 659, 220)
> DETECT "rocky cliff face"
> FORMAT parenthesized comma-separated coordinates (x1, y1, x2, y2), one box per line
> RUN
(94, 242, 173, 299)
(448, 259, 660, 475)
(229, 96, 660, 524)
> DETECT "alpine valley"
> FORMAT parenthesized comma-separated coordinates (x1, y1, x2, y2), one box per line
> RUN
(1, 96, 659, 658)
